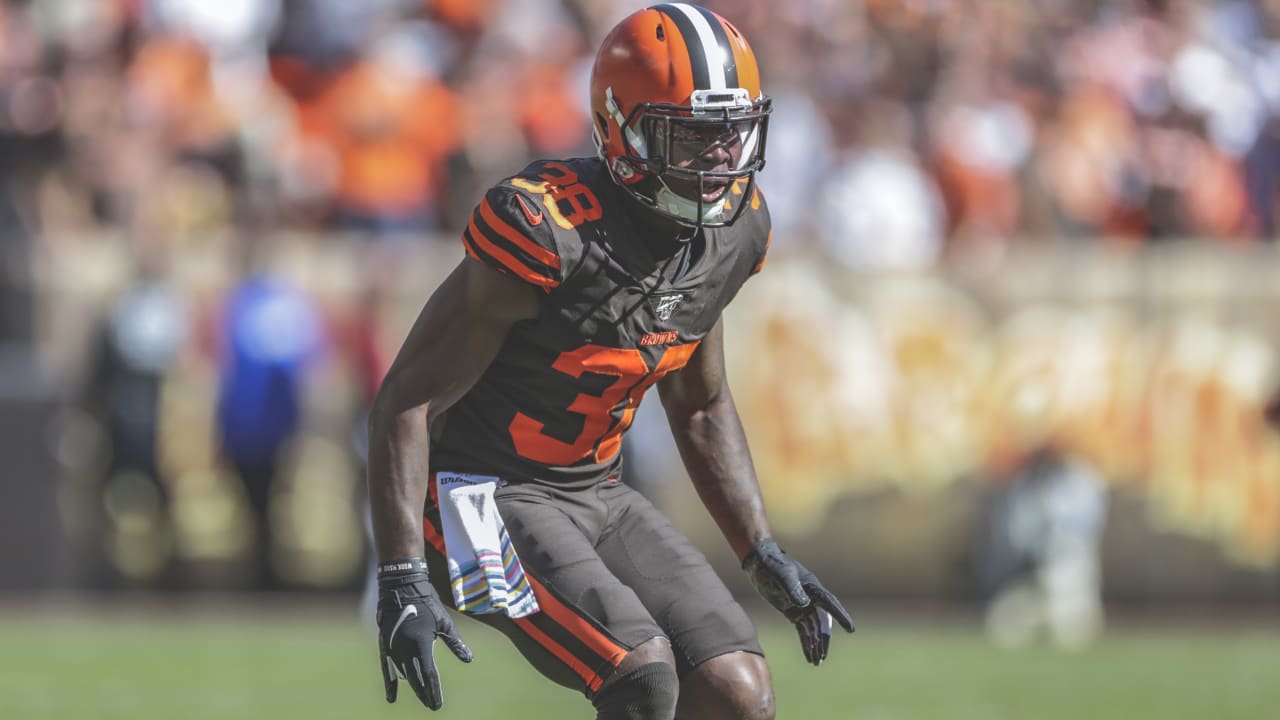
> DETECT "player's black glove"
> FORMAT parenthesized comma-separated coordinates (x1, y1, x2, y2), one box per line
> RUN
(743, 538, 855, 666)
(376, 558, 473, 711)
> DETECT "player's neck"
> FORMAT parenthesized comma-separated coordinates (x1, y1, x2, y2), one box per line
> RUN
(621, 190, 701, 259)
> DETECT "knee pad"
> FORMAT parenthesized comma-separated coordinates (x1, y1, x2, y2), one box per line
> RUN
(592, 662, 679, 720)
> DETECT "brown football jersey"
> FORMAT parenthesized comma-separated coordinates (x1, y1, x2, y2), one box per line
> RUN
(431, 157, 770, 487)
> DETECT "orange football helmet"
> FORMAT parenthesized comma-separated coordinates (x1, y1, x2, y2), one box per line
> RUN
(590, 4, 770, 227)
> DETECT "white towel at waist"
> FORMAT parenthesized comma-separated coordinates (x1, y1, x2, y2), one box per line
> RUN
(436, 472, 539, 618)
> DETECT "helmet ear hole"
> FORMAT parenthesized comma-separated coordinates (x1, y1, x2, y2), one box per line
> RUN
(655, 24, 665, 41)
(612, 157, 639, 181)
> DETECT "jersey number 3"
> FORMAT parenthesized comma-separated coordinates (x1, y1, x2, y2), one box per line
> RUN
(509, 343, 699, 466)
(511, 162, 602, 230)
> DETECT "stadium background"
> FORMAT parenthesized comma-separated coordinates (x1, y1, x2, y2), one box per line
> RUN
(1, 0, 1278, 717)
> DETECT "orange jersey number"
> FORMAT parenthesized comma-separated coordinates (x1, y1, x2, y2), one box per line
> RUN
(510, 162, 604, 230)
(509, 342, 699, 466)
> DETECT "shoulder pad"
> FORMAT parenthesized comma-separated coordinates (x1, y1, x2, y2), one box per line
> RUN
(461, 184, 563, 292)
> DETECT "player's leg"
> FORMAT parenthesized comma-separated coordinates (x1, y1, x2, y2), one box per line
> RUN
(674, 651, 774, 720)
(591, 636, 680, 720)
(594, 480, 775, 720)
(420, 478, 679, 719)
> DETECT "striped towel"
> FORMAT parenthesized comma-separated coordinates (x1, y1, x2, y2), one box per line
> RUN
(436, 472, 539, 618)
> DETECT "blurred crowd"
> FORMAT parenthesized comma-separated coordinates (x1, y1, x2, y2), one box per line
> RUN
(2, 1, 1280, 263)
(3, 0, 1280, 593)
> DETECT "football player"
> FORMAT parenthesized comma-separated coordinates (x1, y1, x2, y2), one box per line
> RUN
(367, 5, 853, 719)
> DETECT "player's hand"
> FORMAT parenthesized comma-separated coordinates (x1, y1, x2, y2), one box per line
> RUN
(743, 538, 854, 665)
(375, 558, 473, 710)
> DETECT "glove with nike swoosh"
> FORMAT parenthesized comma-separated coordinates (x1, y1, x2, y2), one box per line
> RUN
(743, 538, 855, 666)
(376, 557, 473, 711)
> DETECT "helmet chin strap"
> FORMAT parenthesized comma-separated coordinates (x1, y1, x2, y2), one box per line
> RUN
(654, 177, 728, 226)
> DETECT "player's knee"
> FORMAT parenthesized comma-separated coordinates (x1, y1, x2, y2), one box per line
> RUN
(680, 652, 775, 720)
(718, 657, 775, 720)
(591, 660, 680, 720)
(731, 673, 775, 720)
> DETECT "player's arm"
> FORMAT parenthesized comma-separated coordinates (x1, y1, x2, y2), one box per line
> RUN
(370, 178, 558, 562)
(657, 317, 769, 560)
(658, 318, 854, 665)
(366, 256, 538, 710)
(368, 257, 537, 561)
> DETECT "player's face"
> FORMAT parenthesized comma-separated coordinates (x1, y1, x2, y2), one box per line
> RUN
(651, 119, 755, 203)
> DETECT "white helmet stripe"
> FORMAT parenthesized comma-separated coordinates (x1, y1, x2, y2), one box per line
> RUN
(668, 3, 726, 90)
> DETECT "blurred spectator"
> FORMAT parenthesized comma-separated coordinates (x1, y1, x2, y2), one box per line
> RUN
(1246, 117, 1280, 236)
(316, 38, 461, 234)
(211, 250, 327, 589)
(758, 90, 835, 248)
(127, 34, 243, 181)
(81, 249, 189, 587)
(1, 0, 63, 344)
(0, 160, 33, 344)
(977, 443, 1108, 651)
(818, 100, 946, 270)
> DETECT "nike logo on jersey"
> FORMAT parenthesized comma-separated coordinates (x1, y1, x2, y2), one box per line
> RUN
(390, 604, 418, 645)
(515, 194, 544, 226)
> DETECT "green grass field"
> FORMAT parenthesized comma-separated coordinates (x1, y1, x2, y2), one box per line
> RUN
(1, 602, 1276, 719)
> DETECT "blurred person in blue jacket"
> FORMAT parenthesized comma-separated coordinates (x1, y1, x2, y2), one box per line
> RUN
(214, 264, 327, 590)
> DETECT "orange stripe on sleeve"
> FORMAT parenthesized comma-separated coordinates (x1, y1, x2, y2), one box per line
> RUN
(461, 232, 481, 261)
(465, 219, 559, 289)
(479, 198, 561, 269)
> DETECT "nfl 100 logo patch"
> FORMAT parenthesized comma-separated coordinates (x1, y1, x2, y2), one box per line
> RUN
(651, 293, 685, 321)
